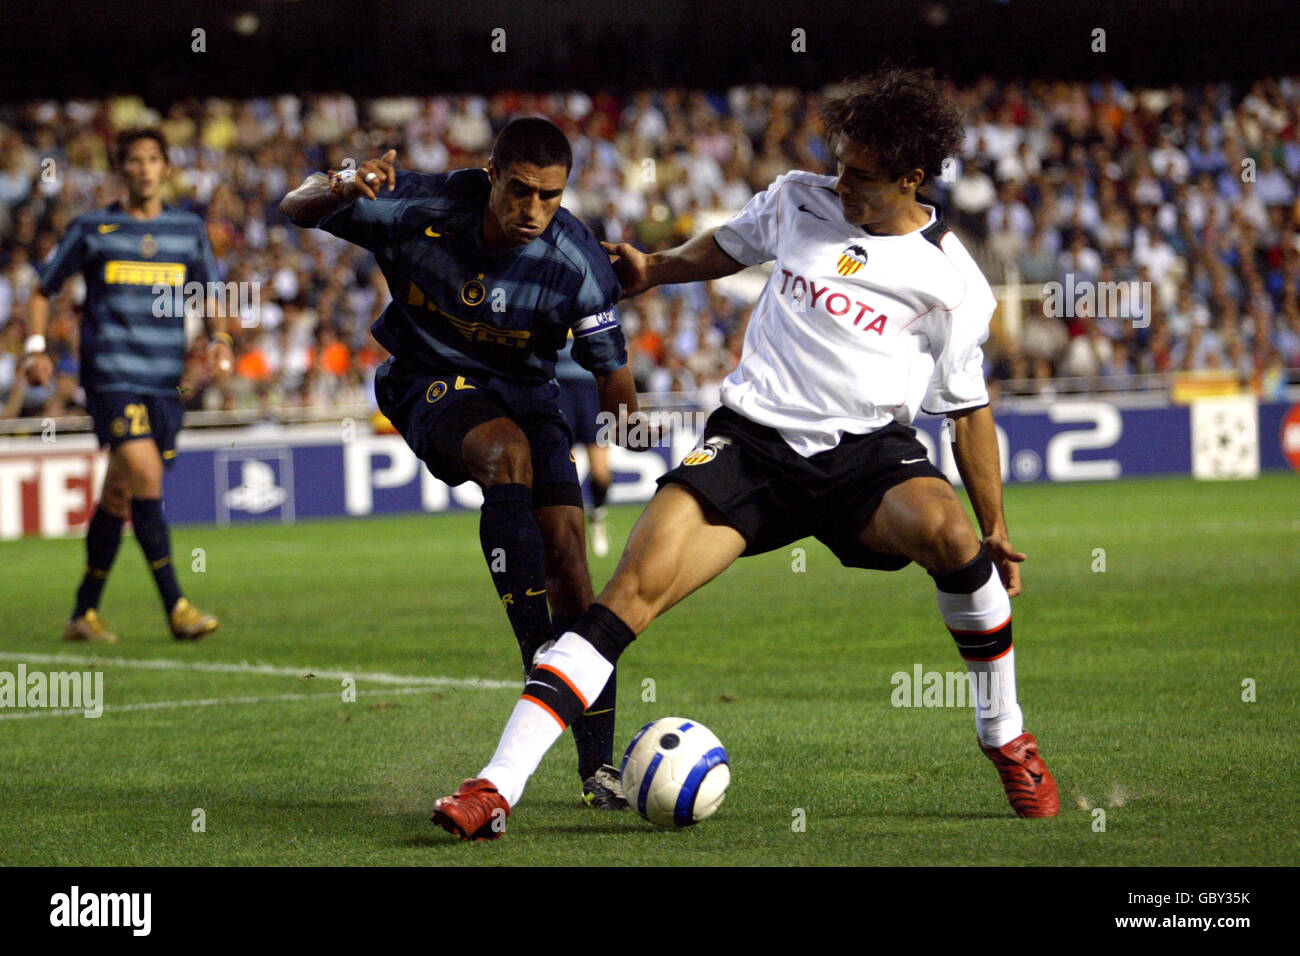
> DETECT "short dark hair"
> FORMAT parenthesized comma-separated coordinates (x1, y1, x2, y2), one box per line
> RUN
(821, 67, 964, 185)
(116, 128, 169, 166)
(490, 117, 572, 174)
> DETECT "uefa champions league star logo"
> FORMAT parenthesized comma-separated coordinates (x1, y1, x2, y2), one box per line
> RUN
(224, 459, 288, 514)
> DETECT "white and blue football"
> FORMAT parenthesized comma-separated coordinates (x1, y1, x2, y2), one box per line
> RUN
(620, 717, 730, 827)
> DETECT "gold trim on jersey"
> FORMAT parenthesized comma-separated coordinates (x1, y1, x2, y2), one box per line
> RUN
(406, 281, 530, 350)
(104, 260, 186, 286)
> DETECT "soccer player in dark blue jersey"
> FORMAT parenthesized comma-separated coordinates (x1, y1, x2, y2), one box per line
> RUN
(281, 118, 652, 810)
(24, 129, 227, 643)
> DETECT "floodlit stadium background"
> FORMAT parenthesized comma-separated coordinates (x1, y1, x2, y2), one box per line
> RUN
(1, 0, 1298, 536)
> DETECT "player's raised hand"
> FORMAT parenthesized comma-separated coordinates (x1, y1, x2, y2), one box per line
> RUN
(208, 337, 234, 385)
(984, 532, 1026, 598)
(601, 241, 652, 299)
(354, 149, 398, 200)
(23, 351, 53, 387)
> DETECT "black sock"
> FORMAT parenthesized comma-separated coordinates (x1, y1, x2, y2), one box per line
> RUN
(479, 483, 553, 672)
(590, 475, 609, 511)
(131, 497, 182, 613)
(72, 505, 125, 617)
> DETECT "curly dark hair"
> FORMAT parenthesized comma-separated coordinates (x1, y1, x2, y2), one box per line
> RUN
(820, 67, 964, 185)
(115, 128, 169, 167)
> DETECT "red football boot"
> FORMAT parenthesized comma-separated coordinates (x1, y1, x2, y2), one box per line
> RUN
(980, 732, 1059, 818)
(431, 778, 511, 841)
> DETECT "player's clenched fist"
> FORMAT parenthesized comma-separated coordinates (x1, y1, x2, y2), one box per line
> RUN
(338, 149, 398, 200)
(600, 241, 652, 299)
(24, 351, 53, 387)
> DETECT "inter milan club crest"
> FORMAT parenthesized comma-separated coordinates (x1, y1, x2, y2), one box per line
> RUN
(139, 233, 158, 258)
(461, 277, 486, 306)
(837, 244, 868, 276)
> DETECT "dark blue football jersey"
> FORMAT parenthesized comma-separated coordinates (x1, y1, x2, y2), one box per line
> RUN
(314, 168, 626, 385)
(39, 202, 220, 396)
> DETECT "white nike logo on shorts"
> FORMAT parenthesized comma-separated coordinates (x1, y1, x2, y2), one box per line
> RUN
(901, 457, 928, 464)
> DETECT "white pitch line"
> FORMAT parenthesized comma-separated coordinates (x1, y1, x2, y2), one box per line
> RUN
(0, 651, 517, 690)
(1027, 518, 1300, 536)
(0, 685, 439, 721)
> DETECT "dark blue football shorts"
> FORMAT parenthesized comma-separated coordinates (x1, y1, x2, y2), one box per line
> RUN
(374, 355, 583, 509)
(85, 388, 184, 470)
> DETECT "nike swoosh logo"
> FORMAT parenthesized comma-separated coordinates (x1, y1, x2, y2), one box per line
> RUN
(525, 679, 559, 695)
(525, 587, 547, 597)
(98, 224, 119, 233)
(901, 457, 928, 464)
(424, 226, 444, 238)
(798, 204, 829, 221)
(454, 376, 476, 390)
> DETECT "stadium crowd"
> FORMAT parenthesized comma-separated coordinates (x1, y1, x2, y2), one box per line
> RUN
(2, 76, 1299, 420)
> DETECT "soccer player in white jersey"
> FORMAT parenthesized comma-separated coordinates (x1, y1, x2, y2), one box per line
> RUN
(431, 68, 1058, 840)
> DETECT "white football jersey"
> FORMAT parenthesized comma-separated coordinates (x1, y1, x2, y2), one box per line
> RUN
(713, 170, 996, 457)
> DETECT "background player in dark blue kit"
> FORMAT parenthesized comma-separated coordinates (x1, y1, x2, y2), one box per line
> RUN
(556, 335, 614, 557)
(280, 118, 653, 809)
(24, 129, 228, 643)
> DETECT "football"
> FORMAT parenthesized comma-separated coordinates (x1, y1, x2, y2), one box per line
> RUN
(620, 718, 730, 827)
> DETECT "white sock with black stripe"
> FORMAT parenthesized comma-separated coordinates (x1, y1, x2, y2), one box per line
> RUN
(931, 547, 1024, 748)
(480, 632, 614, 806)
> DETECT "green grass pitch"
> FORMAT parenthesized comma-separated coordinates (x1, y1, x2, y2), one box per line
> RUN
(1, 473, 1297, 866)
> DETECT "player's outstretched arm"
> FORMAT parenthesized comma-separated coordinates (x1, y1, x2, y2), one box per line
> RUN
(601, 227, 745, 299)
(949, 405, 1026, 596)
(279, 150, 398, 226)
(22, 289, 55, 386)
(595, 366, 660, 452)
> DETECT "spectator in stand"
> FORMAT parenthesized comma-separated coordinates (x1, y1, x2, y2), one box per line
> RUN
(4, 77, 1300, 420)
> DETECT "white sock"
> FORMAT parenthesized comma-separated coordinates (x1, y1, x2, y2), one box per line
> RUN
(479, 632, 614, 807)
(936, 564, 1023, 748)
(965, 649, 1023, 748)
(479, 697, 565, 807)
(534, 632, 615, 707)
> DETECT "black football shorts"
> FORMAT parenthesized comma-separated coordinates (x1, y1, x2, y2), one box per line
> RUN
(658, 405, 949, 570)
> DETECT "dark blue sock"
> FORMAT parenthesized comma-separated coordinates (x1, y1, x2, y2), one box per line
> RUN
(590, 476, 609, 510)
(131, 497, 182, 613)
(72, 505, 125, 617)
(572, 664, 618, 780)
(479, 483, 553, 672)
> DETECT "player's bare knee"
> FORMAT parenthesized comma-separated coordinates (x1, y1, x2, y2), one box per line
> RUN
(126, 464, 163, 499)
(102, 482, 132, 517)
(924, 517, 980, 573)
(467, 437, 533, 488)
